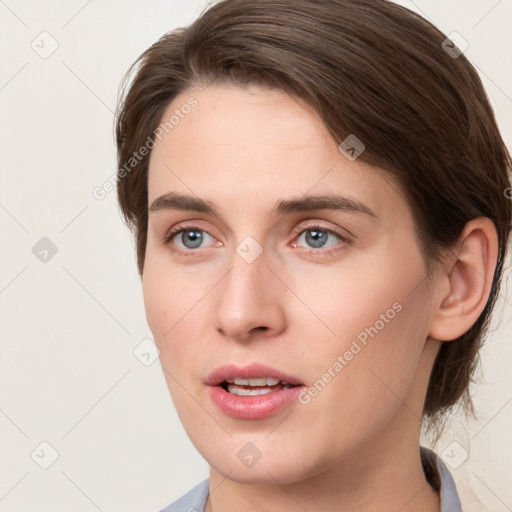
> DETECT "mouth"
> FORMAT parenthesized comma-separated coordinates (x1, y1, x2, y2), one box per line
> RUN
(206, 363, 305, 419)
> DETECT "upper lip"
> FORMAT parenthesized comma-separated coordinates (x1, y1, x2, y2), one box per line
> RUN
(205, 363, 304, 386)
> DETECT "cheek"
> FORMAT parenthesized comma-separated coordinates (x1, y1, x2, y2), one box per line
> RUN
(142, 261, 220, 437)
(142, 256, 212, 377)
(286, 251, 419, 346)
(293, 251, 431, 408)
(142, 257, 187, 364)
(143, 248, 192, 338)
(289, 299, 430, 458)
(142, 266, 171, 343)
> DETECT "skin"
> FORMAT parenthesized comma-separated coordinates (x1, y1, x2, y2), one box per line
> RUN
(143, 84, 498, 511)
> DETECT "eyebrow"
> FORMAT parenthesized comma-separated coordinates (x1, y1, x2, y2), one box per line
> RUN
(148, 192, 377, 218)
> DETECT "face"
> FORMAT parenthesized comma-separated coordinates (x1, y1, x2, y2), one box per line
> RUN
(144, 84, 439, 485)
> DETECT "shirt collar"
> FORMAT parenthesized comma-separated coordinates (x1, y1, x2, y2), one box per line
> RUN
(421, 446, 463, 511)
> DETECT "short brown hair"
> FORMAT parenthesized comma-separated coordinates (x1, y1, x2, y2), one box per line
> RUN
(115, 0, 511, 425)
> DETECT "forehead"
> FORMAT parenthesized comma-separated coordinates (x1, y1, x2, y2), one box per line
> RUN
(147, 84, 407, 220)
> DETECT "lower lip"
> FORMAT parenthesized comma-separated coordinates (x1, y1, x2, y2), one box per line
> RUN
(208, 385, 305, 419)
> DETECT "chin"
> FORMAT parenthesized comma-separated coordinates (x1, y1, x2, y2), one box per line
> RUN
(192, 431, 323, 486)
(209, 455, 311, 486)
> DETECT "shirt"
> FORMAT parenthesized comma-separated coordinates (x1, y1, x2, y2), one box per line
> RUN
(159, 447, 462, 512)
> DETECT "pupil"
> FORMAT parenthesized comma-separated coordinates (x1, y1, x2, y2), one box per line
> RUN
(306, 229, 327, 248)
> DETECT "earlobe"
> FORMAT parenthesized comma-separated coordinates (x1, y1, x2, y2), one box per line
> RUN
(429, 218, 498, 342)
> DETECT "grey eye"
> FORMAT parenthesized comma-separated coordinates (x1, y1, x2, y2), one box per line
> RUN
(177, 229, 211, 249)
(298, 228, 340, 249)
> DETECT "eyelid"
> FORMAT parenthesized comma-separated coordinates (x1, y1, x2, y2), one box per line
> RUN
(163, 221, 220, 247)
(288, 221, 352, 257)
(290, 220, 354, 242)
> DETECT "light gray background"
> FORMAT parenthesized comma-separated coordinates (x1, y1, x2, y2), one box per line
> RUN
(1, 1, 511, 510)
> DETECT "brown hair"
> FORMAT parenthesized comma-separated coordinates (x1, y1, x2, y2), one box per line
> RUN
(115, 0, 511, 426)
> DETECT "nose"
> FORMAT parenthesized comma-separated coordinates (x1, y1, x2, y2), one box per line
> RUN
(213, 245, 287, 343)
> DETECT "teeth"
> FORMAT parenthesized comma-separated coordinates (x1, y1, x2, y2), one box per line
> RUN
(231, 377, 283, 386)
(227, 385, 276, 396)
(224, 378, 295, 395)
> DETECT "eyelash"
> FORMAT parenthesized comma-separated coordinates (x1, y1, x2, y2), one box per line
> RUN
(162, 221, 352, 258)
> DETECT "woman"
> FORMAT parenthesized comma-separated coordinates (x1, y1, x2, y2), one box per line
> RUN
(115, 0, 511, 510)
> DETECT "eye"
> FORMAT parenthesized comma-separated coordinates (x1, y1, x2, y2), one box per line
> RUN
(297, 228, 338, 249)
(163, 226, 219, 254)
(291, 222, 351, 256)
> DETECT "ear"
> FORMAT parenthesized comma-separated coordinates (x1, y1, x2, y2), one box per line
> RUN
(429, 217, 499, 341)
